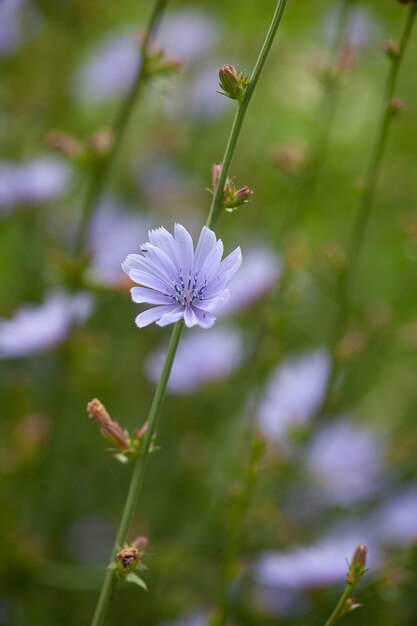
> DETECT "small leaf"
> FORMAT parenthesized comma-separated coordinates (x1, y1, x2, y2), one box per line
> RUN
(125, 572, 148, 591)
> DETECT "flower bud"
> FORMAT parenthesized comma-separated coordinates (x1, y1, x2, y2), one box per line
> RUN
(132, 535, 149, 552)
(235, 186, 253, 204)
(217, 64, 249, 101)
(88, 128, 115, 158)
(45, 129, 84, 160)
(389, 97, 404, 115)
(87, 398, 130, 452)
(211, 163, 222, 190)
(346, 544, 368, 585)
(382, 39, 400, 59)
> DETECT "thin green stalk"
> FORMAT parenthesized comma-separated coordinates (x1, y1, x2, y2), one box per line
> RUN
(206, 0, 288, 230)
(73, 0, 169, 257)
(320, 2, 417, 416)
(90, 321, 184, 626)
(90, 2, 290, 623)
(323, 583, 355, 626)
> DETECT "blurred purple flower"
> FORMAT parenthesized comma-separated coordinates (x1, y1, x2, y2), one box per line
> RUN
(0, 157, 71, 216)
(156, 8, 219, 63)
(165, 67, 231, 121)
(0, 0, 37, 57)
(323, 5, 378, 52)
(159, 613, 207, 626)
(373, 488, 417, 547)
(0, 291, 93, 358)
(137, 157, 190, 207)
(87, 198, 148, 287)
(122, 224, 242, 329)
(147, 326, 244, 394)
(256, 350, 330, 440)
(220, 247, 281, 316)
(73, 31, 140, 104)
(254, 531, 378, 593)
(306, 419, 386, 506)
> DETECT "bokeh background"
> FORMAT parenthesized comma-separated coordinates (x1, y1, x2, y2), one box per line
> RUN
(2, 1, 417, 624)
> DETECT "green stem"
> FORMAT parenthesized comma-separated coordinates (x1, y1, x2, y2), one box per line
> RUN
(90, 1, 290, 622)
(73, 0, 169, 257)
(206, 0, 288, 230)
(320, 2, 417, 416)
(323, 583, 355, 626)
(90, 322, 184, 626)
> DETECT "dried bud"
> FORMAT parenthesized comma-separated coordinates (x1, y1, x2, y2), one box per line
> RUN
(116, 547, 139, 573)
(217, 64, 249, 101)
(45, 129, 84, 160)
(272, 140, 308, 176)
(88, 128, 115, 157)
(87, 399, 130, 452)
(346, 544, 368, 585)
(382, 39, 400, 59)
(389, 97, 404, 115)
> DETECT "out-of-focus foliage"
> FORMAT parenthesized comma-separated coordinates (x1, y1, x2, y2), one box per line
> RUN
(2, 1, 417, 625)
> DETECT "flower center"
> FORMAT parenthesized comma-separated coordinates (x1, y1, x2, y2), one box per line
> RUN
(169, 268, 207, 307)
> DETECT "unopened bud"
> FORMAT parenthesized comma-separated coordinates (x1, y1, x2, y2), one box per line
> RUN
(389, 97, 403, 115)
(88, 128, 115, 157)
(212, 163, 222, 190)
(132, 536, 149, 552)
(346, 544, 368, 585)
(382, 39, 400, 59)
(87, 398, 130, 452)
(46, 129, 84, 160)
(217, 64, 249, 101)
(235, 186, 253, 203)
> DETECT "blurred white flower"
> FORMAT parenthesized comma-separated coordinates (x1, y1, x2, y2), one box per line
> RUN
(256, 350, 330, 440)
(73, 31, 140, 104)
(87, 198, 148, 287)
(373, 488, 417, 547)
(156, 8, 219, 63)
(306, 419, 386, 506)
(0, 157, 72, 215)
(220, 247, 281, 316)
(0, 291, 93, 358)
(147, 326, 244, 394)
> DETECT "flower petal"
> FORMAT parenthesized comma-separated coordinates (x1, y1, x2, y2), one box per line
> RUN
(183, 305, 198, 328)
(193, 308, 216, 329)
(148, 227, 180, 269)
(193, 226, 217, 271)
(131, 287, 172, 305)
(174, 223, 194, 271)
(126, 269, 170, 293)
(156, 307, 185, 327)
(200, 239, 224, 282)
(217, 246, 242, 283)
(135, 305, 178, 328)
(140, 243, 178, 281)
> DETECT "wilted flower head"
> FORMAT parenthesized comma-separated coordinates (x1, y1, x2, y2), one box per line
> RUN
(147, 326, 244, 394)
(0, 291, 93, 358)
(122, 224, 242, 329)
(0, 157, 71, 216)
(256, 350, 330, 441)
(306, 419, 386, 505)
(87, 199, 148, 287)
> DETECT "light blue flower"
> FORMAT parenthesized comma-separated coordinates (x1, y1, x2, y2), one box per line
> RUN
(122, 224, 242, 329)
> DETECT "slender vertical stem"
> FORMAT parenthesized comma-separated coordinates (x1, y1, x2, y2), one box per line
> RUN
(90, 1, 290, 622)
(206, 0, 288, 230)
(320, 2, 417, 415)
(90, 321, 184, 626)
(73, 0, 169, 257)
(323, 583, 355, 626)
